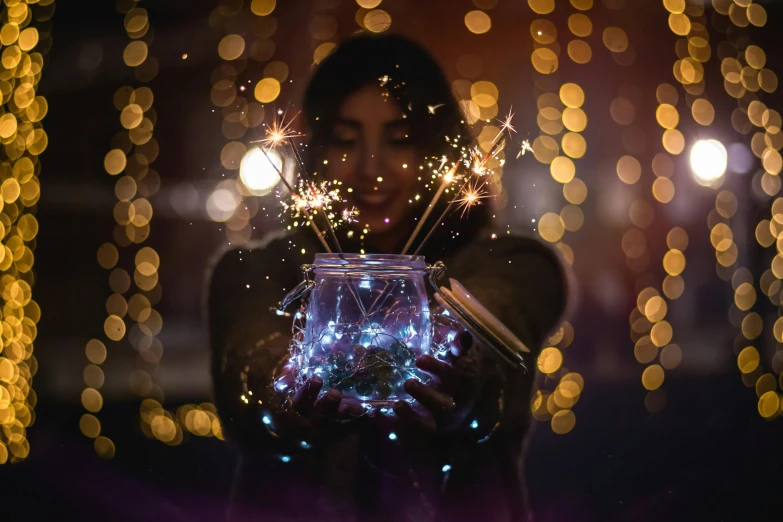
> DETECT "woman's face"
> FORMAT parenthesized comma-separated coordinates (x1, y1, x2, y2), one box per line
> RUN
(322, 85, 419, 236)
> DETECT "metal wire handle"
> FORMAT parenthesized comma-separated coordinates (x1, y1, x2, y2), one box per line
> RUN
(277, 264, 314, 313)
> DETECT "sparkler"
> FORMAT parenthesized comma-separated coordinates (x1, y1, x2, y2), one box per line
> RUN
(287, 137, 344, 254)
(259, 148, 333, 253)
(410, 111, 515, 256)
(400, 163, 457, 255)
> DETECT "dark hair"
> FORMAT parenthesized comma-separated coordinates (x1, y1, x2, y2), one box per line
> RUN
(303, 33, 491, 257)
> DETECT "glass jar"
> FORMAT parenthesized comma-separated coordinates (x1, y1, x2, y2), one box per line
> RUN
(291, 253, 431, 405)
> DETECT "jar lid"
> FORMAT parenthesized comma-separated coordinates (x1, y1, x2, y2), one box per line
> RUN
(434, 278, 529, 371)
(313, 253, 426, 271)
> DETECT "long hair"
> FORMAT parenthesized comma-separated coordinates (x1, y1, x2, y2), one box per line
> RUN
(302, 33, 491, 258)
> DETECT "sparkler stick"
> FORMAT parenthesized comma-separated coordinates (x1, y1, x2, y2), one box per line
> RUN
(412, 138, 507, 256)
(287, 138, 344, 254)
(400, 163, 458, 255)
(409, 110, 515, 255)
(259, 147, 333, 253)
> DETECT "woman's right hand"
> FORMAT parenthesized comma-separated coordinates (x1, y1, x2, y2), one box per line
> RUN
(264, 376, 364, 446)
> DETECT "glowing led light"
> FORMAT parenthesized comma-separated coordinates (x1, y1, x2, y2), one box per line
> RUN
(689, 139, 727, 185)
(470, 419, 479, 429)
(240, 147, 282, 196)
(388, 432, 397, 440)
(442, 464, 452, 472)
(281, 455, 291, 463)
(262, 415, 272, 425)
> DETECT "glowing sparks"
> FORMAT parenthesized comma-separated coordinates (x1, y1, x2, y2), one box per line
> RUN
(340, 206, 360, 225)
(280, 179, 342, 221)
(517, 139, 533, 159)
(428, 103, 445, 114)
(455, 182, 489, 217)
(498, 108, 517, 136)
(256, 112, 301, 148)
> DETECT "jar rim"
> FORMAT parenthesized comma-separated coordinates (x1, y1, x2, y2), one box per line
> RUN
(313, 253, 425, 270)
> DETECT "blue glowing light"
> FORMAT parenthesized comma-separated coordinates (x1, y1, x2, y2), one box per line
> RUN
(470, 419, 479, 429)
(275, 309, 285, 316)
(281, 455, 291, 463)
(388, 432, 398, 440)
(300, 441, 311, 449)
(442, 464, 452, 473)
(262, 415, 272, 425)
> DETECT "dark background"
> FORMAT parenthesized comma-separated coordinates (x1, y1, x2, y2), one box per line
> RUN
(2, 0, 783, 520)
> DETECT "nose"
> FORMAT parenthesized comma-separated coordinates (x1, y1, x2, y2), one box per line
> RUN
(360, 141, 384, 182)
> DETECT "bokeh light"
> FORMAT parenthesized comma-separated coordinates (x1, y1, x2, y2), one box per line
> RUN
(240, 148, 282, 196)
(690, 139, 728, 185)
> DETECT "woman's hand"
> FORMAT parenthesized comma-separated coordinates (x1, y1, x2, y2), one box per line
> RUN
(262, 374, 365, 446)
(391, 327, 497, 437)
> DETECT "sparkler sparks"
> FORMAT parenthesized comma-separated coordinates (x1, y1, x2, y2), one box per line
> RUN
(255, 111, 301, 148)
(517, 139, 533, 159)
(280, 179, 342, 220)
(454, 183, 489, 217)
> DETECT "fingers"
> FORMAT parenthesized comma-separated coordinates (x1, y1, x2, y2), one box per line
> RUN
(337, 401, 366, 420)
(404, 379, 454, 415)
(313, 388, 342, 419)
(392, 400, 436, 433)
(415, 355, 459, 394)
(292, 376, 323, 416)
(451, 331, 474, 357)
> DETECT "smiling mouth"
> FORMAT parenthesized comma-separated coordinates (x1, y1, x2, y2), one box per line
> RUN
(354, 190, 397, 208)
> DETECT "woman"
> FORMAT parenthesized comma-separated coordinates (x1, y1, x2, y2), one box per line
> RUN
(208, 34, 568, 521)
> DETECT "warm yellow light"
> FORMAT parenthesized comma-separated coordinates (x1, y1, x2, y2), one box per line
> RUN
(690, 139, 727, 185)
(240, 147, 282, 196)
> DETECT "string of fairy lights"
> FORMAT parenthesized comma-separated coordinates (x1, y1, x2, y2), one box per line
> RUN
(625, 0, 700, 409)
(520, 0, 590, 435)
(0, 0, 51, 465)
(707, 0, 782, 418)
(82, 0, 167, 457)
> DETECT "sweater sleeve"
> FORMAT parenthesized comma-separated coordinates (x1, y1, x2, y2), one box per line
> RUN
(206, 234, 302, 454)
(437, 235, 570, 520)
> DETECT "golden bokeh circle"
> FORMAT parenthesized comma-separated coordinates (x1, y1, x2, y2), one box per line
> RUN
(561, 132, 586, 159)
(104, 315, 126, 342)
(562, 107, 587, 132)
(559, 83, 585, 108)
(551, 409, 576, 434)
(538, 212, 565, 243)
(530, 19, 557, 44)
(250, 0, 276, 16)
(550, 156, 576, 183)
(602, 27, 628, 53)
(738, 346, 760, 374)
(563, 178, 587, 204)
(464, 10, 492, 34)
(364, 9, 392, 32)
(653, 177, 675, 203)
(663, 249, 685, 276)
(662, 129, 685, 155)
(254, 77, 281, 104)
(218, 34, 246, 61)
(691, 98, 715, 126)
(537, 346, 563, 374)
(642, 364, 665, 391)
(616, 155, 641, 184)
(568, 13, 593, 36)
(531, 47, 558, 74)
(313, 42, 337, 65)
(123, 40, 148, 67)
(528, 0, 555, 14)
(567, 40, 592, 64)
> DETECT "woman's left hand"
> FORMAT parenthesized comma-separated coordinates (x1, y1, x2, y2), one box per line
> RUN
(391, 330, 494, 436)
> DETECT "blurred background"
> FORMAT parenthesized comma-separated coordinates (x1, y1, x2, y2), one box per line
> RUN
(1, 0, 783, 520)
